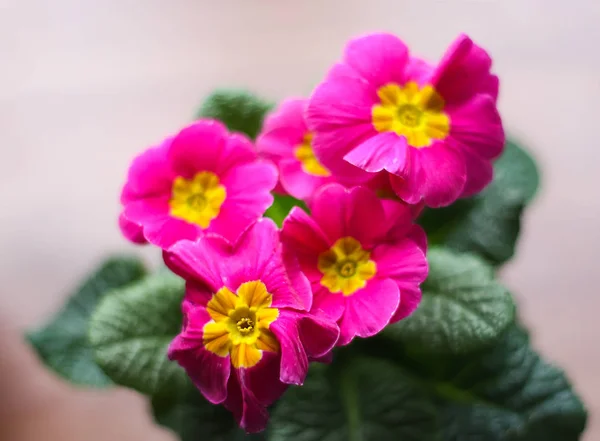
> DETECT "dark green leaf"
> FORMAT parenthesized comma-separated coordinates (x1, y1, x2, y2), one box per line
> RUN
(420, 140, 540, 265)
(385, 248, 515, 354)
(152, 385, 265, 441)
(435, 326, 587, 441)
(269, 357, 437, 441)
(89, 271, 188, 397)
(197, 89, 272, 139)
(264, 194, 308, 227)
(27, 256, 146, 387)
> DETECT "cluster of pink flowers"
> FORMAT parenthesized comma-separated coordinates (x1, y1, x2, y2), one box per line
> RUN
(119, 32, 503, 432)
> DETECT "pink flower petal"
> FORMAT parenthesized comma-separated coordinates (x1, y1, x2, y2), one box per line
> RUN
(371, 229, 428, 322)
(343, 132, 409, 175)
(120, 137, 175, 204)
(431, 34, 498, 106)
(256, 128, 302, 164)
(311, 287, 346, 322)
(118, 213, 147, 244)
(261, 98, 307, 134)
(450, 94, 505, 160)
(418, 143, 467, 207)
(405, 57, 434, 85)
(307, 75, 378, 183)
(168, 307, 230, 404)
(343, 33, 409, 87)
(460, 147, 494, 197)
(278, 159, 330, 201)
(168, 119, 230, 178)
(224, 369, 269, 433)
(269, 311, 308, 385)
(338, 278, 400, 346)
(242, 351, 288, 408)
(210, 161, 277, 243)
(310, 184, 388, 246)
(164, 236, 229, 292)
(388, 148, 425, 205)
(297, 312, 340, 358)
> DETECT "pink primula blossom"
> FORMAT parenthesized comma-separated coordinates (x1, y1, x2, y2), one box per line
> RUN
(164, 219, 339, 432)
(281, 184, 428, 346)
(119, 119, 277, 249)
(307, 33, 505, 207)
(256, 98, 335, 201)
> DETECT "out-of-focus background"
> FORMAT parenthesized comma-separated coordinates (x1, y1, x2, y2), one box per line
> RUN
(1, 0, 598, 439)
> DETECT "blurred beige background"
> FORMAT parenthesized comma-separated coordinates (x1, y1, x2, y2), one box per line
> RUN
(1, 0, 599, 439)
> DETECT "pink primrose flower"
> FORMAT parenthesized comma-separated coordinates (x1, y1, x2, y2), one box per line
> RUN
(119, 119, 277, 249)
(281, 183, 428, 346)
(307, 33, 505, 207)
(164, 219, 339, 432)
(256, 98, 335, 202)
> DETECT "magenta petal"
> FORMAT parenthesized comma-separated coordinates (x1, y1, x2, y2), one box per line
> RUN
(343, 132, 409, 175)
(225, 370, 269, 433)
(121, 138, 175, 203)
(269, 311, 309, 385)
(145, 216, 202, 250)
(118, 213, 147, 244)
(312, 288, 346, 322)
(338, 279, 400, 346)
(371, 229, 428, 322)
(297, 313, 339, 358)
(460, 148, 494, 198)
(388, 148, 425, 205)
(211, 161, 277, 242)
(282, 207, 330, 256)
(309, 183, 351, 241)
(168, 120, 229, 178)
(405, 57, 434, 85)
(344, 186, 388, 247)
(279, 159, 330, 201)
(243, 351, 288, 407)
(418, 144, 467, 208)
(261, 98, 307, 134)
(168, 308, 230, 404)
(450, 94, 505, 160)
(343, 33, 409, 87)
(307, 75, 378, 183)
(164, 236, 229, 292)
(431, 34, 497, 105)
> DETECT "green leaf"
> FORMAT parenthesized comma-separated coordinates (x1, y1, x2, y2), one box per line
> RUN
(419, 140, 540, 265)
(269, 357, 438, 441)
(385, 248, 515, 354)
(197, 89, 272, 139)
(27, 256, 146, 387)
(264, 194, 308, 227)
(89, 271, 188, 397)
(435, 326, 587, 441)
(152, 385, 265, 441)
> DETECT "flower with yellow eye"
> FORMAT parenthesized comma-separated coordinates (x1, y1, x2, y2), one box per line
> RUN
(119, 119, 277, 249)
(166, 219, 339, 433)
(281, 184, 428, 346)
(307, 33, 505, 208)
(256, 98, 334, 202)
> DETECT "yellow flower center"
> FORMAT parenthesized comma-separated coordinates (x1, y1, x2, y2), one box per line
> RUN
(169, 171, 226, 228)
(202, 281, 280, 369)
(294, 132, 331, 177)
(318, 237, 376, 296)
(372, 81, 450, 148)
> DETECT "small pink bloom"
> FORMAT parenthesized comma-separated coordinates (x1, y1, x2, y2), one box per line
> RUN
(256, 98, 335, 201)
(164, 219, 339, 432)
(307, 33, 505, 207)
(119, 119, 278, 249)
(281, 183, 428, 346)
